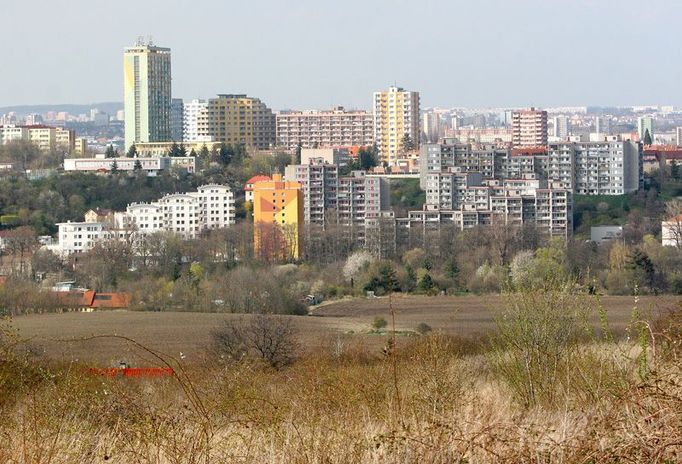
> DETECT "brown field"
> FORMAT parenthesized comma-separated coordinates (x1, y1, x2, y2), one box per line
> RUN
(12, 294, 681, 365)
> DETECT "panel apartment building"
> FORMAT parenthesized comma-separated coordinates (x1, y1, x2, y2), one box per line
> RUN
(205, 94, 276, 150)
(512, 108, 548, 148)
(284, 159, 391, 243)
(373, 86, 420, 165)
(276, 107, 374, 150)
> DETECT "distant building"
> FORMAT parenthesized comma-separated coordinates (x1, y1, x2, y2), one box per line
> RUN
(0, 124, 75, 152)
(276, 107, 374, 150)
(512, 108, 548, 148)
(64, 155, 196, 176)
(553, 115, 570, 139)
(676, 127, 682, 147)
(183, 99, 209, 142)
(252, 174, 304, 261)
(595, 116, 611, 137)
(206, 94, 276, 150)
(373, 86, 420, 165)
(123, 40, 172, 150)
(590, 225, 623, 245)
(170, 98, 184, 141)
(300, 147, 351, 167)
(637, 116, 654, 144)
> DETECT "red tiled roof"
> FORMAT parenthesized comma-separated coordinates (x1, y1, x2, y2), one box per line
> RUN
(244, 175, 271, 190)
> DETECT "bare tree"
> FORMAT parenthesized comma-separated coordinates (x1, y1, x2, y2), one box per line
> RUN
(663, 199, 682, 250)
(212, 314, 298, 368)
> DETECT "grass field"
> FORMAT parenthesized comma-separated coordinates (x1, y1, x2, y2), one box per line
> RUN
(11, 294, 681, 365)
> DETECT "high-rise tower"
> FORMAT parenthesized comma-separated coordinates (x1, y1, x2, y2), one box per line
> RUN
(124, 38, 172, 151)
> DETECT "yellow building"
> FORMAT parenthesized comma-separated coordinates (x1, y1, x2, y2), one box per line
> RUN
(206, 94, 276, 151)
(252, 174, 303, 261)
(373, 86, 420, 165)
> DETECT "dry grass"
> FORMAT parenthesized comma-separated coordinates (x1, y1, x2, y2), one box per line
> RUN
(2, 294, 681, 463)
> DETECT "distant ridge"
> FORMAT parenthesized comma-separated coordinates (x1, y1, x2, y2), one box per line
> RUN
(0, 102, 123, 116)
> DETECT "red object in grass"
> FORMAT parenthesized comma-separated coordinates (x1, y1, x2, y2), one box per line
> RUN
(89, 367, 174, 378)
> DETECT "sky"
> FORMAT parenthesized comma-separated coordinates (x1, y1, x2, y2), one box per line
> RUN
(2, 0, 682, 110)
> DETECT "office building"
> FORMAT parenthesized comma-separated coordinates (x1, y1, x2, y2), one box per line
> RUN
(511, 108, 548, 148)
(206, 94, 276, 150)
(123, 39, 172, 150)
(373, 86, 420, 164)
(276, 107, 374, 150)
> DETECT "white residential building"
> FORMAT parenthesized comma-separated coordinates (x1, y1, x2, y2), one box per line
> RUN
(183, 99, 210, 142)
(373, 86, 420, 164)
(191, 184, 236, 230)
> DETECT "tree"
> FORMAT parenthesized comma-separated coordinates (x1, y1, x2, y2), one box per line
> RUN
(212, 314, 298, 368)
(179, 143, 188, 157)
(358, 147, 378, 171)
(126, 144, 138, 158)
(294, 144, 302, 164)
(417, 272, 435, 293)
(199, 145, 210, 161)
(671, 160, 680, 180)
(219, 143, 233, 165)
(105, 145, 116, 159)
(189, 148, 197, 157)
(168, 142, 180, 157)
(133, 160, 143, 172)
(643, 129, 652, 146)
(664, 199, 682, 250)
(110, 160, 119, 174)
(626, 248, 656, 292)
(400, 133, 415, 153)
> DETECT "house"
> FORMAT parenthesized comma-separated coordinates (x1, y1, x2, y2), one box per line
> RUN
(244, 175, 271, 203)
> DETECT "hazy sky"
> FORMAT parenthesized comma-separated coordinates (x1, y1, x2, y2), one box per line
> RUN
(2, 0, 681, 110)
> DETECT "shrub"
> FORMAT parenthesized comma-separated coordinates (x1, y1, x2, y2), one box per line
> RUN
(415, 322, 432, 335)
(372, 316, 388, 331)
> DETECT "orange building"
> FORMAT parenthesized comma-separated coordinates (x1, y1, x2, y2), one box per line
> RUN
(252, 174, 304, 261)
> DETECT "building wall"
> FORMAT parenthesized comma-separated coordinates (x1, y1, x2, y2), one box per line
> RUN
(183, 99, 209, 142)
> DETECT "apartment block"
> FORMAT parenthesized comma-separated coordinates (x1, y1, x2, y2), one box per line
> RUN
(252, 174, 304, 261)
(420, 141, 508, 188)
(373, 86, 420, 164)
(276, 106, 374, 150)
(512, 108, 548, 148)
(47, 184, 235, 256)
(0, 125, 75, 152)
(170, 98, 184, 141)
(284, 159, 339, 225)
(206, 94, 276, 150)
(182, 99, 210, 142)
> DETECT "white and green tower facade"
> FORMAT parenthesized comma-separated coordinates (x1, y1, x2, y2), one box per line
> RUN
(124, 40, 172, 151)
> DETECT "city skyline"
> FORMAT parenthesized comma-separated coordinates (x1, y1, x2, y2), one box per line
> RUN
(2, 0, 682, 110)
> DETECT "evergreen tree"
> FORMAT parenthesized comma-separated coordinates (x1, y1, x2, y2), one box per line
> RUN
(133, 160, 142, 172)
(418, 273, 435, 292)
(168, 142, 180, 157)
(671, 160, 680, 180)
(189, 148, 197, 157)
(179, 143, 188, 157)
(105, 145, 116, 159)
(199, 145, 210, 161)
(401, 133, 415, 152)
(295, 144, 302, 164)
(643, 129, 653, 146)
(219, 143, 233, 165)
(110, 160, 119, 174)
(127, 144, 138, 158)
(358, 147, 378, 171)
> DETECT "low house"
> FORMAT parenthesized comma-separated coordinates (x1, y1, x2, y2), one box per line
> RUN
(52, 288, 131, 310)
